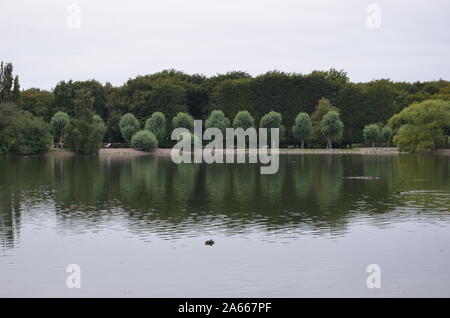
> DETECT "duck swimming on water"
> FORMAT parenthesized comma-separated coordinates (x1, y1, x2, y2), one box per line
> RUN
(205, 239, 215, 246)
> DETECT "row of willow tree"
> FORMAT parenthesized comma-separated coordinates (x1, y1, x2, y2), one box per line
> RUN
(113, 100, 346, 152)
(1, 62, 450, 155)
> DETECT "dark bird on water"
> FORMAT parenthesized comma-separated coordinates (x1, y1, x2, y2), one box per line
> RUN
(205, 239, 215, 246)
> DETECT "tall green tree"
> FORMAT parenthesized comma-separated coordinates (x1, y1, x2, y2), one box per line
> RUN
(119, 113, 140, 144)
(232, 110, 255, 130)
(172, 112, 194, 131)
(0, 62, 15, 103)
(64, 89, 106, 154)
(260, 111, 282, 129)
(292, 112, 312, 148)
(321, 111, 344, 149)
(50, 111, 70, 148)
(145, 112, 166, 145)
(12, 76, 21, 106)
(311, 98, 339, 146)
(363, 124, 381, 147)
(205, 110, 230, 133)
(380, 125, 393, 147)
(260, 111, 283, 146)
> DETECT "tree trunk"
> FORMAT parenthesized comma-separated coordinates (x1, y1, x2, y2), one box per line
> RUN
(327, 138, 331, 149)
(372, 142, 375, 148)
(59, 135, 63, 148)
(301, 140, 304, 149)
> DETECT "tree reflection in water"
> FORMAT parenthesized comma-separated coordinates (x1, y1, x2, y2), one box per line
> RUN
(0, 154, 449, 248)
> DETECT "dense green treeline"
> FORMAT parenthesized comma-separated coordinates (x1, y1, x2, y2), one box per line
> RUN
(20, 68, 450, 144)
(2, 61, 450, 155)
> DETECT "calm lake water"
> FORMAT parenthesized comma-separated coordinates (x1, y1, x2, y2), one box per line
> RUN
(1, 154, 449, 297)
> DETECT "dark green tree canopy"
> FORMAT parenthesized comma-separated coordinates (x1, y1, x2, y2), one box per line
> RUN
(21, 88, 55, 120)
(54, 79, 109, 118)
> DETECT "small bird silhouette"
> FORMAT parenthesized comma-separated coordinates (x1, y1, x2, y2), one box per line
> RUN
(205, 239, 215, 246)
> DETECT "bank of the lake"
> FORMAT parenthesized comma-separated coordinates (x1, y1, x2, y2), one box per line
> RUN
(44, 147, 404, 157)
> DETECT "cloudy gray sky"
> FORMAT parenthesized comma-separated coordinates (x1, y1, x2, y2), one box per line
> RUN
(1, 0, 449, 89)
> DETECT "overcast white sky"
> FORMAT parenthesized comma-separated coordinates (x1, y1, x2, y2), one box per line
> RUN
(1, 0, 449, 89)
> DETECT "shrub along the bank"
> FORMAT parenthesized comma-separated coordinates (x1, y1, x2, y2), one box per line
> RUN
(4, 111, 51, 155)
(131, 130, 158, 152)
(0, 102, 51, 155)
(388, 99, 450, 152)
